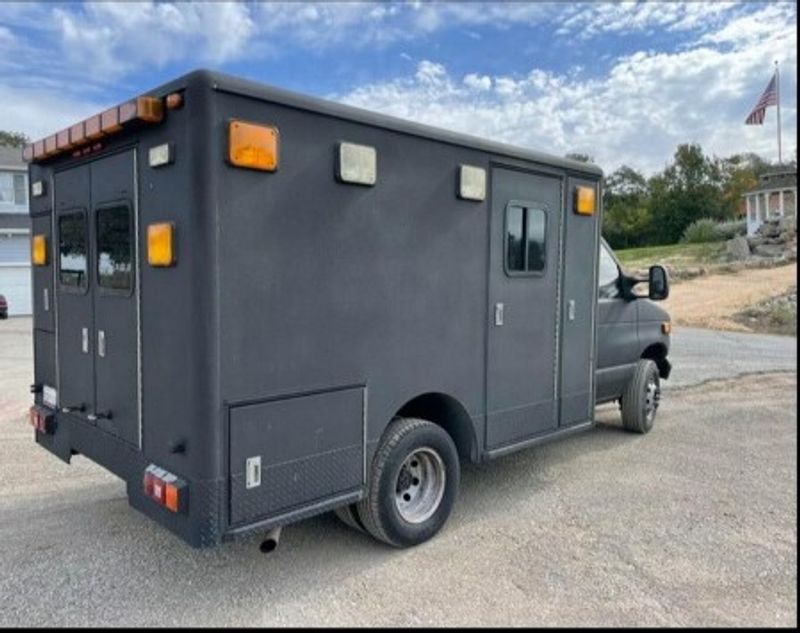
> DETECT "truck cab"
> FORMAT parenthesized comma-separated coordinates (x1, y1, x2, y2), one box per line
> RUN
(596, 237, 672, 432)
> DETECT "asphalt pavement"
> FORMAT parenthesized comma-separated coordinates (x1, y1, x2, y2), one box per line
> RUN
(0, 318, 796, 626)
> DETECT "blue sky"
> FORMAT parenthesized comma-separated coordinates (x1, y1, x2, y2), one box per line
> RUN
(1, 1, 796, 173)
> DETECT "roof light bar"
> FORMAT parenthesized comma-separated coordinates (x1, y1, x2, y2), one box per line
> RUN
(23, 94, 166, 164)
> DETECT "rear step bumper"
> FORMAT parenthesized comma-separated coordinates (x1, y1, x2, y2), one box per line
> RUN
(35, 410, 224, 548)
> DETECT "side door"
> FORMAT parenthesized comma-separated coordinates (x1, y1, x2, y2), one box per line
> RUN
(91, 151, 140, 447)
(486, 167, 562, 449)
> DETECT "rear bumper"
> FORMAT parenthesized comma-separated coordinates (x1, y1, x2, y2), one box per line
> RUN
(35, 408, 224, 548)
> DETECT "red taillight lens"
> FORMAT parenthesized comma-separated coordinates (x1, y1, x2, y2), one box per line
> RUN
(143, 465, 187, 513)
(29, 405, 55, 434)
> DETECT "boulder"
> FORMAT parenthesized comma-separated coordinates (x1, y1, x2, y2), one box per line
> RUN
(753, 243, 786, 258)
(779, 215, 797, 236)
(726, 236, 751, 260)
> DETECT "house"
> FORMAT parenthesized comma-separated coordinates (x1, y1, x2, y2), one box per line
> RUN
(743, 167, 797, 236)
(0, 145, 31, 316)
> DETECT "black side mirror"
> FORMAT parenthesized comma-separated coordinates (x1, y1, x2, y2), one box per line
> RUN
(648, 265, 669, 301)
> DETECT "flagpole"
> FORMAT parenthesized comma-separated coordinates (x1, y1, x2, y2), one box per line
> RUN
(775, 60, 782, 164)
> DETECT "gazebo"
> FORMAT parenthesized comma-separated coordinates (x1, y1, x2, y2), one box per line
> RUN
(743, 168, 797, 236)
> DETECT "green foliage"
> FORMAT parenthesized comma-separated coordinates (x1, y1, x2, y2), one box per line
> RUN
(681, 218, 723, 243)
(0, 131, 29, 148)
(602, 144, 780, 249)
(565, 152, 594, 163)
(715, 219, 747, 240)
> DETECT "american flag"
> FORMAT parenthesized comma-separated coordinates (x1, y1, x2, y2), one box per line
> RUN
(745, 72, 778, 125)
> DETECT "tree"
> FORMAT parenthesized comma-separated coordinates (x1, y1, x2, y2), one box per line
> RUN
(0, 131, 30, 148)
(602, 165, 652, 248)
(647, 143, 726, 244)
(565, 152, 594, 163)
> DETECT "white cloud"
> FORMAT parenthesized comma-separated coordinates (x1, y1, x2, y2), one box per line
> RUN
(338, 17, 797, 175)
(463, 73, 492, 91)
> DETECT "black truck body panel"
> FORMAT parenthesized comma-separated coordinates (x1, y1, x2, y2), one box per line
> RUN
(29, 69, 608, 547)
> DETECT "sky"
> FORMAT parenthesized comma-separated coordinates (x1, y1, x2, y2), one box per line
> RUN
(0, 1, 796, 175)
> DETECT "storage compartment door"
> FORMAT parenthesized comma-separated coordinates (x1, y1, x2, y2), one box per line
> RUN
(229, 386, 365, 526)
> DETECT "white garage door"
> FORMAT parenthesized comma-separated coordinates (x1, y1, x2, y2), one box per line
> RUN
(0, 234, 32, 316)
(0, 266, 32, 315)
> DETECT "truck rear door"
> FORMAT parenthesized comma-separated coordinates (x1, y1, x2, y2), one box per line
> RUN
(54, 149, 140, 447)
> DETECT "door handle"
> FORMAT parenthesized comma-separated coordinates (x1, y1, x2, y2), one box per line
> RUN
(87, 410, 113, 422)
(494, 302, 504, 326)
(568, 300, 576, 321)
(81, 327, 89, 354)
(98, 330, 106, 358)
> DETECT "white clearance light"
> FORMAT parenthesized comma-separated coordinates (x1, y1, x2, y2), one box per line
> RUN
(31, 181, 45, 198)
(458, 164, 486, 201)
(337, 142, 376, 186)
(148, 143, 173, 168)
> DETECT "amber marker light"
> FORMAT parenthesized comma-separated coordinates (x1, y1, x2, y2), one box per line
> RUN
(147, 222, 175, 267)
(228, 120, 279, 172)
(32, 234, 47, 266)
(661, 322, 672, 335)
(574, 185, 596, 215)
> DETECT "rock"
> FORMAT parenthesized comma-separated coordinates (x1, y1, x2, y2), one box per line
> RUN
(759, 219, 782, 238)
(726, 236, 751, 260)
(753, 243, 786, 258)
(779, 215, 797, 236)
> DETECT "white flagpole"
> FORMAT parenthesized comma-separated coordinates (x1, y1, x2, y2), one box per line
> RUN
(775, 60, 782, 164)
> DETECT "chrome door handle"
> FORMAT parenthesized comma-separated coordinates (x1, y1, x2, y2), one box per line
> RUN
(81, 327, 89, 354)
(98, 330, 106, 358)
(494, 302, 504, 326)
(568, 300, 576, 321)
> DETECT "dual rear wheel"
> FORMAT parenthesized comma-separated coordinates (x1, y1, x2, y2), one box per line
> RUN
(335, 417, 460, 548)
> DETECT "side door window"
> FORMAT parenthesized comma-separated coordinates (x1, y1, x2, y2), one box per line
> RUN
(598, 242, 621, 299)
(505, 203, 547, 275)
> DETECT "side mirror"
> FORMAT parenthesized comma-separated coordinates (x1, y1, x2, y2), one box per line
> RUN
(648, 265, 669, 301)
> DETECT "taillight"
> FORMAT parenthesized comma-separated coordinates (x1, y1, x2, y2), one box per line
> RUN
(143, 465, 188, 513)
(29, 406, 55, 434)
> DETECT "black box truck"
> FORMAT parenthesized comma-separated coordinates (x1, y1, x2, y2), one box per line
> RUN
(25, 69, 671, 549)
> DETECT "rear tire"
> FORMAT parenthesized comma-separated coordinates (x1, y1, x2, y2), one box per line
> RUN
(333, 504, 365, 533)
(621, 359, 661, 434)
(357, 417, 460, 548)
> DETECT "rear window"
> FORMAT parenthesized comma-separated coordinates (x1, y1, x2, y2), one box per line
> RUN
(58, 211, 88, 288)
(96, 204, 133, 291)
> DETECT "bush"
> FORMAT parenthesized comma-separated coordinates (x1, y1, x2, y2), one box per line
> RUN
(681, 218, 724, 243)
(715, 219, 747, 240)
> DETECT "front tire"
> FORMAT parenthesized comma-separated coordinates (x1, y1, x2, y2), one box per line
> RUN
(621, 359, 661, 433)
(357, 417, 460, 548)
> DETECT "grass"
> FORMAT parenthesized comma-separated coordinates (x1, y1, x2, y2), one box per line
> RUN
(615, 241, 725, 269)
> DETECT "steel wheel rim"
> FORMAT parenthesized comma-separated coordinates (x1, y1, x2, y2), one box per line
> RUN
(645, 376, 660, 423)
(394, 447, 446, 524)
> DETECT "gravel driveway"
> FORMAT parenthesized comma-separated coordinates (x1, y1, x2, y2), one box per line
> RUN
(0, 318, 796, 627)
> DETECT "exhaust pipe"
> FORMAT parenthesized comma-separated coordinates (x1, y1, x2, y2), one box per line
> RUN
(260, 526, 282, 553)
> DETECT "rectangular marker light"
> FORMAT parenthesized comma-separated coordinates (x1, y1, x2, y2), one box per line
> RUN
(458, 164, 486, 201)
(148, 143, 173, 168)
(31, 181, 45, 198)
(574, 185, 596, 215)
(337, 142, 376, 186)
(32, 234, 47, 266)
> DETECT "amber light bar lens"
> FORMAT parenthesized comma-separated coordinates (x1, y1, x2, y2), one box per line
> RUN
(24, 94, 167, 164)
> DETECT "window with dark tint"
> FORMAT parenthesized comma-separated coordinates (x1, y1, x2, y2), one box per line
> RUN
(58, 212, 88, 288)
(506, 205, 525, 271)
(97, 205, 133, 291)
(506, 205, 546, 274)
(598, 242, 621, 298)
